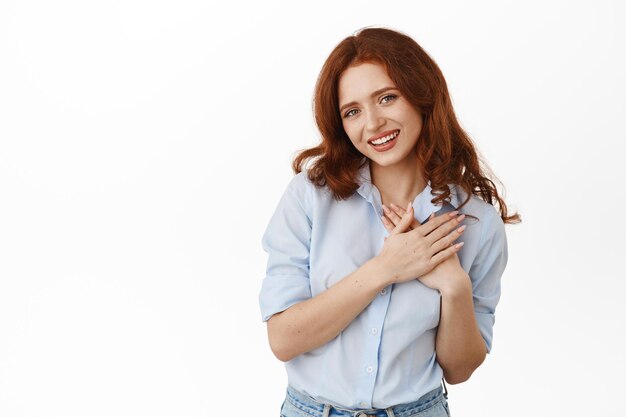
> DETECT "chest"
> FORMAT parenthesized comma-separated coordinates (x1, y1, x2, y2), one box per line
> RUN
(307, 195, 480, 296)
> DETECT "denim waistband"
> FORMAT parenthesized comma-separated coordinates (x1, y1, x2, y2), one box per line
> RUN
(285, 384, 445, 417)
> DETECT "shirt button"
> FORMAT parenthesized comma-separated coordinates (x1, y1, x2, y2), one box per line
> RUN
(366, 365, 373, 373)
(380, 288, 387, 295)
(371, 327, 378, 335)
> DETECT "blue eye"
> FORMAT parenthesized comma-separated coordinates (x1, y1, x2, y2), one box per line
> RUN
(344, 109, 359, 118)
(343, 94, 397, 118)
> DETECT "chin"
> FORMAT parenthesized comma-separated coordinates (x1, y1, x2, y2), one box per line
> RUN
(368, 154, 407, 167)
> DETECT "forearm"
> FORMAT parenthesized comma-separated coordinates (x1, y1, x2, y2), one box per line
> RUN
(435, 275, 487, 384)
(267, 257, 390, 362)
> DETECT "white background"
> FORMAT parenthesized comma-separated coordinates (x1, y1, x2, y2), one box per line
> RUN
(1, 0, 625, 416)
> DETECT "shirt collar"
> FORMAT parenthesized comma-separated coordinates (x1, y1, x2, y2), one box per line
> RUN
(356, 158, 459, 223)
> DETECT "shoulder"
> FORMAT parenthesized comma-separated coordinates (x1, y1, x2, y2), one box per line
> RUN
(455, 186, 505, 244)
(476, 200, 505, 246)
(288, 170, 313, 192)
(284, 171, 313, 204)
(286, 169, 333, 205)
(279, 170, 331, 221)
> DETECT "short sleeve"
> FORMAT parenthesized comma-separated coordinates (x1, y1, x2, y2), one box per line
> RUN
(469, 206, 508, 354)
(258, 174, 313, 323)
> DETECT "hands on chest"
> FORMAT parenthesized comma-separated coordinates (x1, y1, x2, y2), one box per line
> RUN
(378, 202, 470, 294)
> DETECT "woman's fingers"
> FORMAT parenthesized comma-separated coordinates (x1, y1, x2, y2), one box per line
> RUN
(385, 205, 467, 251)
(382, 204, 403, 227)
(381, 215, 394, 234)
(382, 204, 466, 252)
(424, 213, 465, 246)
(430, 224, 466, 253)
(384, 202, 414, 235)
(386, 203, 421, 231)
(431, 240, 464, 264)
(419, 210, 461, 236)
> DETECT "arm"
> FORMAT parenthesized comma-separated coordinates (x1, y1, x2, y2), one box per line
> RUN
(435, 276, 487, 384)
(268, 208, 464, 362)
(267, 257, 388, 362)
(382, 203, 508, 384)
(260, 179, 467, 363)
(259, 175, 390, 362)
(435, 207, 508, 383)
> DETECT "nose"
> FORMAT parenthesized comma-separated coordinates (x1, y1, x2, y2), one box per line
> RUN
(365, 107, 385, 133)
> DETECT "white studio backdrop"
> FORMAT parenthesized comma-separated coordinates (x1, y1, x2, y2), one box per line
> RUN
(0, 0, 624, 416)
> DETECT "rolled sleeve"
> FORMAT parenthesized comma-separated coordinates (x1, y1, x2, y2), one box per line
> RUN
(469, 206, 508, 353)
(259, 174, 313, 322)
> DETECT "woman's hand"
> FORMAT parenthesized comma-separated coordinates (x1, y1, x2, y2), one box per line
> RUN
(376, 202, 466, 286)
(381, 203, 469, 293)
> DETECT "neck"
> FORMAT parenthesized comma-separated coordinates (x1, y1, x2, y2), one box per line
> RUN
(370, 156, 427, 208)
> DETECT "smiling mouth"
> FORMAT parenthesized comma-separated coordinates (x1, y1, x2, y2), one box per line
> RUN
(369, 129, 400, 146)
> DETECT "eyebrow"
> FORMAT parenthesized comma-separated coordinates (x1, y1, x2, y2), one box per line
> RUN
(339, 86, 399, 114)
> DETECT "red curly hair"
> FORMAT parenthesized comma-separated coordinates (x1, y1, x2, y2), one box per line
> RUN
(292, 27, 520, 224)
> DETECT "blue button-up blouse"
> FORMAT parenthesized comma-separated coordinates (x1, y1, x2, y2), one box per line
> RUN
(259, 158, 508, 409)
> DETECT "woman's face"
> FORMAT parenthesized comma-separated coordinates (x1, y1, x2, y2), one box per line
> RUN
(337, 62, 423, 169)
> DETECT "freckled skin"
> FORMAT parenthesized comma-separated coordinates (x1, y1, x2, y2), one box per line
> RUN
(337, 62, 424, 173)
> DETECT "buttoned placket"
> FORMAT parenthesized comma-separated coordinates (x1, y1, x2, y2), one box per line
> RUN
(353, 180, 394, 409)
(352, 158, 457, 410)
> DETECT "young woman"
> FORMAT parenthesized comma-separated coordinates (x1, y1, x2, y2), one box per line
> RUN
(259, 27, 520, 417)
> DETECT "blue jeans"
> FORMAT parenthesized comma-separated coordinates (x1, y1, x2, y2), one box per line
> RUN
(280, 384, 451, 417)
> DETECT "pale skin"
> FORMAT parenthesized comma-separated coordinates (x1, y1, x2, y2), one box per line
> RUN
(267, 61, 487, 384)
(266, 202, 484, 384)
(381, 203, 487, 384)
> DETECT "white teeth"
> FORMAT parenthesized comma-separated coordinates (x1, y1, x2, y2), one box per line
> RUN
(371, 130, 399, 145)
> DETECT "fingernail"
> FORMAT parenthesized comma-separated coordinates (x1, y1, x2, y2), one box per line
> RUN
(407, 201, 412, 211)
(455, 242, 465, 249)
(449, 210, 459, 217)
(382, 205, 390, 214)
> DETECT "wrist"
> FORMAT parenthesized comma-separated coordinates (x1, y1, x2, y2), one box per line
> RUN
(368, 256, 395, 289)
(438, 273, 472, 299)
